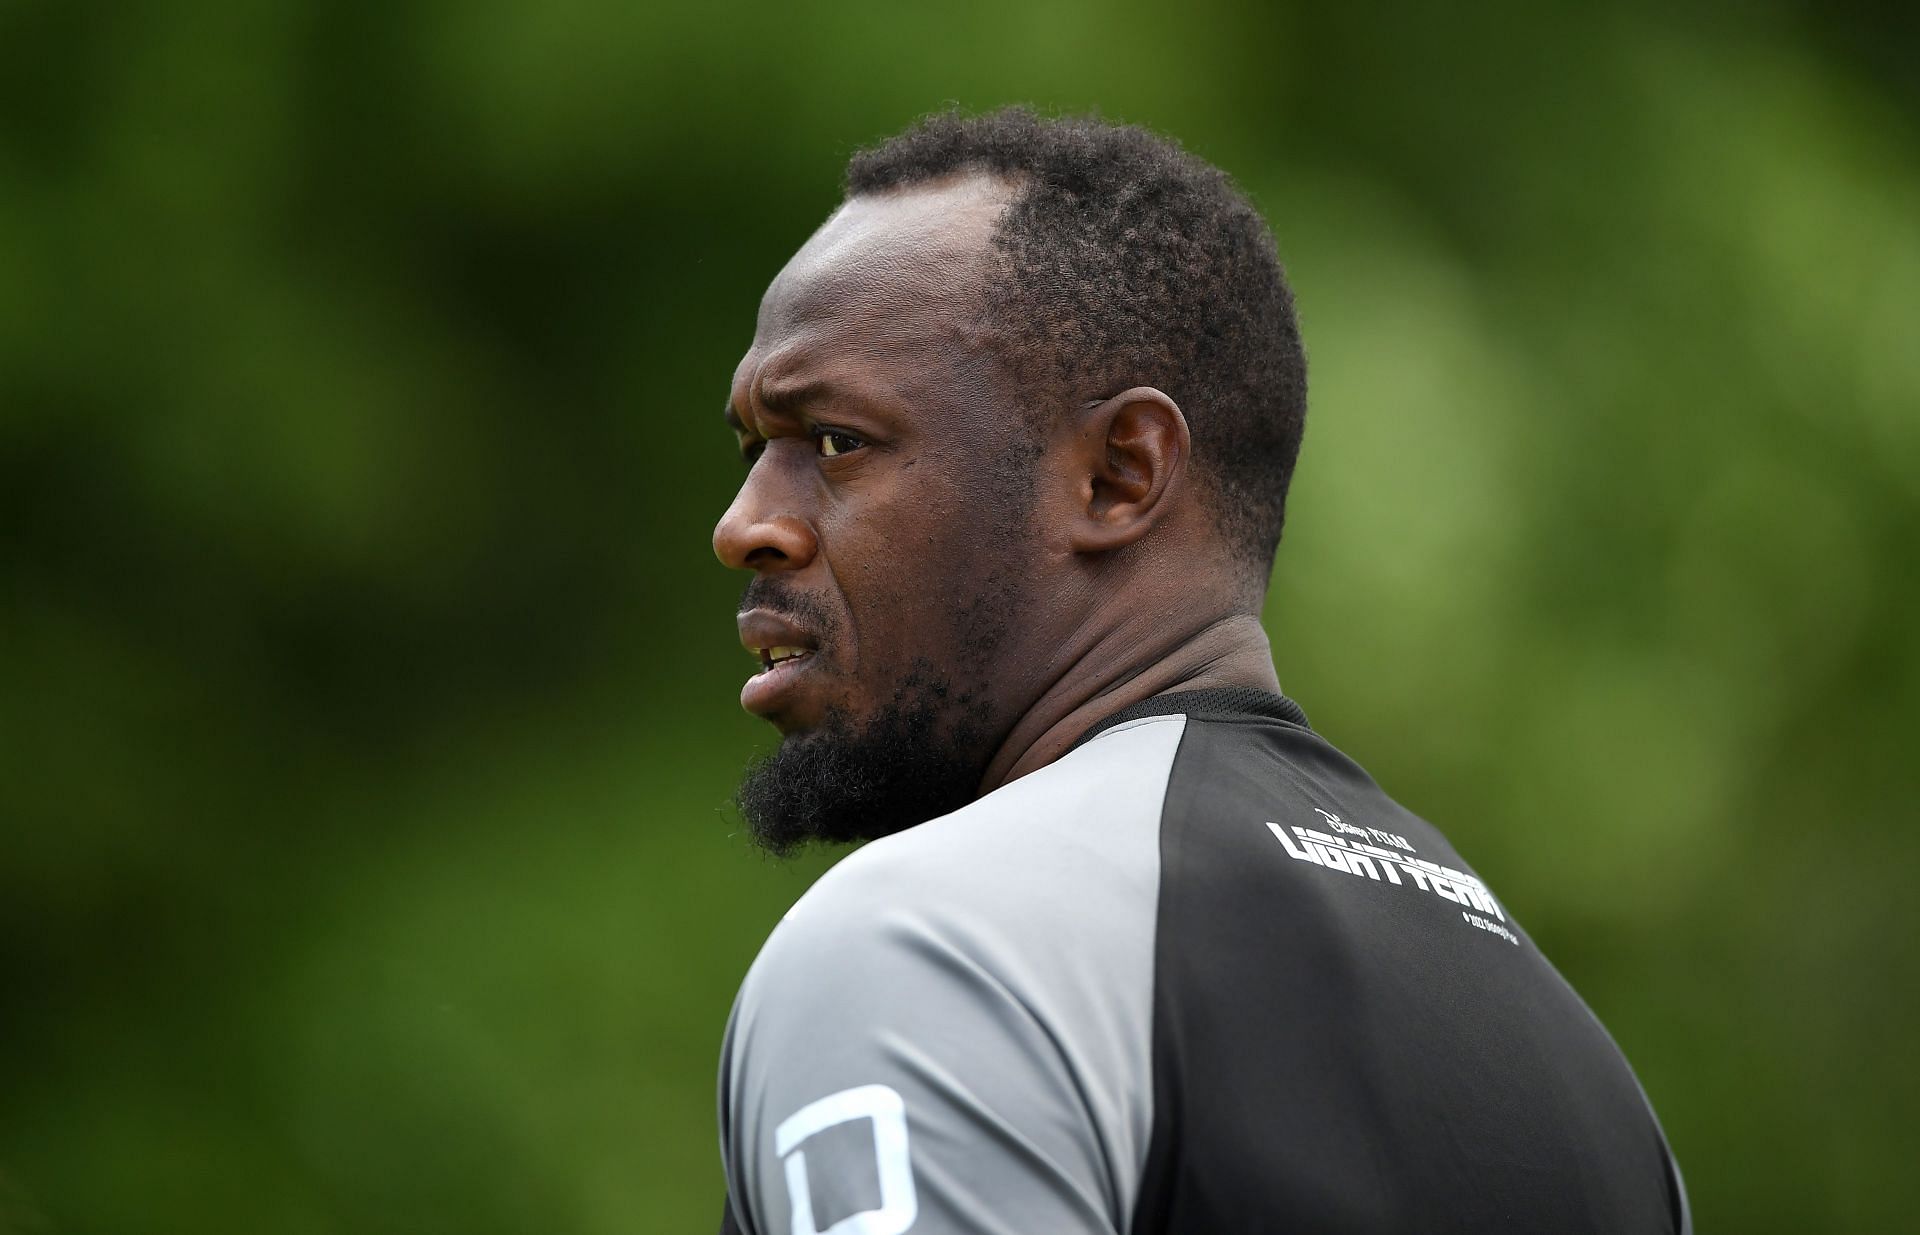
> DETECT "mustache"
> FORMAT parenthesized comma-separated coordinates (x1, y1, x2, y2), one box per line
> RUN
(738, 577, 838, 638)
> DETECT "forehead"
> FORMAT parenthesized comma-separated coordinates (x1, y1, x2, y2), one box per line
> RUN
(731, 175, 1015, 416)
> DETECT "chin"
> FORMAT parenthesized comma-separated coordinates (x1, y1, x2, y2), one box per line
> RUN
(733, 666, 996, 858)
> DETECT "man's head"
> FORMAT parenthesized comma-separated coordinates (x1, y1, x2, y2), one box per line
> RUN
(716, 107, 1307, 854)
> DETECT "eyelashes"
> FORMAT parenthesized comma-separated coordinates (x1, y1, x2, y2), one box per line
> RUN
(737, 429, 867, 467)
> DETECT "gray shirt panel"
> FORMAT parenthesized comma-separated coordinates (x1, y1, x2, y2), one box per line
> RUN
(720, 715, 1185, 1235)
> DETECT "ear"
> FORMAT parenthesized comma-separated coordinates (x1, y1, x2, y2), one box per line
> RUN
(1066, 386, 1191, 553)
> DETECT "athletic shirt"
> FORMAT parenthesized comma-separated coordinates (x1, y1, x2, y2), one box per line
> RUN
(716, 689, 1690, 1234)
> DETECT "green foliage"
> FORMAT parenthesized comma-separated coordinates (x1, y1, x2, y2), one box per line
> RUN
(3, 1, 1916, 1231)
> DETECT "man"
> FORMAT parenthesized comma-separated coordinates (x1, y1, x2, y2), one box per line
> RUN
(712, 108, 1688, 1234)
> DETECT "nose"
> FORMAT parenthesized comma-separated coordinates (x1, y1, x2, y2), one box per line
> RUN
(713, 472, 819, 572)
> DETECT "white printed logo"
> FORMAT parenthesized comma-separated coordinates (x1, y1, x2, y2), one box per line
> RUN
(774, 1083, 918, 1235)
(1266, 813, 1514, 939)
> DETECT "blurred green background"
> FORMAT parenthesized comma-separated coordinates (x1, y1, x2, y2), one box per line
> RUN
(3, 0, 1917, 1231)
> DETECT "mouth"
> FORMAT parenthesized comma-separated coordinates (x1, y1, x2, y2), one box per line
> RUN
(753, 645, 814, 674)
(737, 607, 824, 719)
(739, 642, 820, 719)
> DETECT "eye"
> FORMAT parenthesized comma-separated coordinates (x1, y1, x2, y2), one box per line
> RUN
(740, 439, 766, 467)
(815, 429, 865, 458)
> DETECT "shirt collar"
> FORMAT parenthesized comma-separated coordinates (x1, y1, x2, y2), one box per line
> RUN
(1073, 686, 1312, 749)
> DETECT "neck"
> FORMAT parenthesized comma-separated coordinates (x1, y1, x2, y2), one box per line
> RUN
(978, 610, 1280, 794)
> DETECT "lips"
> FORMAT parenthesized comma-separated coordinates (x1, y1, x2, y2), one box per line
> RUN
(737, 608, 822, 718)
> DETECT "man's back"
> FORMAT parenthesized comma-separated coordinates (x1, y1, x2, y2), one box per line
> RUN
(719, 690, 1688, 1233)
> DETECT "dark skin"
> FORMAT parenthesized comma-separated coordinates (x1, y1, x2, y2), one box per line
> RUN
(714, 172, 1280, 800)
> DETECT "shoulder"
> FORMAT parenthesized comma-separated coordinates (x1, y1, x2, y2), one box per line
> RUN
(747, 712, 1189, 991)
(720, 715, 1186, 1233)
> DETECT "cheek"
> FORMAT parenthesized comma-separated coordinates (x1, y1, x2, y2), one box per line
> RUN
(819, 444, 1041, 680)
(825, 501, 983, 648)
(857, 538, 1032, 672)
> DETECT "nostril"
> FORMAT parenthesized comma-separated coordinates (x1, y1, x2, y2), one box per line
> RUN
(716, 509, 816, 572)
(713, 508, 771, 570)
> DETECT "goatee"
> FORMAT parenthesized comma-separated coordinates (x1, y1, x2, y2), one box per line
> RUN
(733, 663, 993, 857)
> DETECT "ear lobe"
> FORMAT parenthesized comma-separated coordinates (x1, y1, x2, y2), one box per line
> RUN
(1070, 386, 1190, 553)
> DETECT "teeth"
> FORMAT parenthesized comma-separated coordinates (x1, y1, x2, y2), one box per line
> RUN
(755, 646, 811, 671)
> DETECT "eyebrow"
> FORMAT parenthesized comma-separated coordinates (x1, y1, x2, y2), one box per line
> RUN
(758, 377, 836, 416)
(724, 377, 858, 434)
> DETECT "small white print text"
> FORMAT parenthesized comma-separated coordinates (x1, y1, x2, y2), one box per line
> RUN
(1463, 912, 1518, 945)
(1316, 808, 1411, 851)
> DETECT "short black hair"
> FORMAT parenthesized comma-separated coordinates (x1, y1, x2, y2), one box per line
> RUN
(846, 106, 1307, 573)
